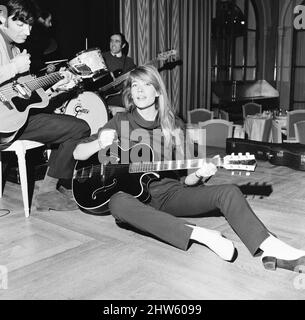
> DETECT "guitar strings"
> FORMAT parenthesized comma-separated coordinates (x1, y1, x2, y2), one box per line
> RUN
(0, 73, 63, 97)
(76, 159, 213, 179)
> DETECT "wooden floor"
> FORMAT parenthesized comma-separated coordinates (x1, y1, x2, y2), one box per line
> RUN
(0, 157, 305, 300)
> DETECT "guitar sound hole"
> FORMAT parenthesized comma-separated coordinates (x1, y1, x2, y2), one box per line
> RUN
(92, 179, 117, 200)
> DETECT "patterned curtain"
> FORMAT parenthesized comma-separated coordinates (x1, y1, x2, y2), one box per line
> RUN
(120, 0, 212, 122)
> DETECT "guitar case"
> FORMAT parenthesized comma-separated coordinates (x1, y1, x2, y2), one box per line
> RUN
(226, 138, 305, 171)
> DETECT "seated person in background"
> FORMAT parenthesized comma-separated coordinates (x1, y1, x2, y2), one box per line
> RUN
(22, 3, 57, 74)
(101, 32, 136, 115)
(0, 0, 90, 211)
(74, 65, 305, 274)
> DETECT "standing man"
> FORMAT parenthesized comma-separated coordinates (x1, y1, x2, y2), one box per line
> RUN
(101, 32, 136, 115)
(0, 0, 90, 211)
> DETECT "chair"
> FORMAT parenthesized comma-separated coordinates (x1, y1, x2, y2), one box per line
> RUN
(242, 102, 262, 119)
(232, 124, 245, 139)
(188, 108, 214, 124)
(271, 120, 282, 143)
(294, 120, 305, 144)
(219, 109, 229, 121)
(219, 109, 244, 138)
(0, 140, 45, 217)
(198, 119, 233, 148)
(286, 110, 305, 140)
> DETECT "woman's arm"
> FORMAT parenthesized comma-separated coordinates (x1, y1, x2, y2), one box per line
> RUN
(73, 137, 101, 161)
(73, 129, 117, 161)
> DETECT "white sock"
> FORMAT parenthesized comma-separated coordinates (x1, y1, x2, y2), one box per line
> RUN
(188, 225, 235, 261)
(260, 235, 305, 260)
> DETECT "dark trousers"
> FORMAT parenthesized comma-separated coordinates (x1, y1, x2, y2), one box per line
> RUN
(16, 113, 90, 179)
(109, 183, 270, 255)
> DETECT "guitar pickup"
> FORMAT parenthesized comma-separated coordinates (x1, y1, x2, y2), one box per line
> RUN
(13, 82, 32, 99)
(0, 94, 13, 110)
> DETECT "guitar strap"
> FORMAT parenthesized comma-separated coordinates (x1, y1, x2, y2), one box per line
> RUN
(109, 54, 127, 96)
(122, 54, 127, 73)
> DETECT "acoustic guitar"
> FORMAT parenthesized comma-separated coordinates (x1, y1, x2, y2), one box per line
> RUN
(72, 142, 257, 215)
(0, 71, 82, 144)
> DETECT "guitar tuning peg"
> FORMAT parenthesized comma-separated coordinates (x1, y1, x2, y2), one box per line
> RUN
(238, 171, 241, 176)
(246, 172, 250, 176)
(231, 171, 235, 175)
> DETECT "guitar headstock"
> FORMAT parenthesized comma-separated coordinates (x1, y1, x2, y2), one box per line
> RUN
(157, 50, 177, 61)
(222, 153, 257, 174)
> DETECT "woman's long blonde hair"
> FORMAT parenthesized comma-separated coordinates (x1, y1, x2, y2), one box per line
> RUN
(122, 65, 181, 148)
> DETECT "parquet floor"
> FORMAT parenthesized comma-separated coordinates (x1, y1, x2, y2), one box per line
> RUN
(0, 158, 305, 300)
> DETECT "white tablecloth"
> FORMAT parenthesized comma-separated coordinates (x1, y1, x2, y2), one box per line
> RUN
(244, 115, 272, 141)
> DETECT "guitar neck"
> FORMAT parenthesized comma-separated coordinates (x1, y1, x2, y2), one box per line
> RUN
(129, 158, 220, 173)
(100, 56, 163, 92)
(25, 72, 64, 91)
(101, 72, 130, 92)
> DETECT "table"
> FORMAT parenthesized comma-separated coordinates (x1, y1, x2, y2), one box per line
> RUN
(243, 115, 272, 141)
(274, 116, 287, 135)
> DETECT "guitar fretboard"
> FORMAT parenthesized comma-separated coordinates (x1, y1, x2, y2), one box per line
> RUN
(74, 153, 256, 180)
(129, 158, 217, 173)
(100, 72, 130, 91)
(100, 51, 176, 92)
(75, 158, 218, 180)
(25, 72, 64, 91)
(0, 72, 64, 100)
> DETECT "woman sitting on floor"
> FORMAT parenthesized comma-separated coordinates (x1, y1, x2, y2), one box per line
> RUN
(74, 65, 305, 273)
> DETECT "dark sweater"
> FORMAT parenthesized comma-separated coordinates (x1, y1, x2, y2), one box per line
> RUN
(102, 51, 136, 74)
(80, 109, 188, 209)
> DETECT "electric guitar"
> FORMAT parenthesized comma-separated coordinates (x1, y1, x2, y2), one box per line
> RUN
(72, 142, 257, 215)
(98, 50, 177, 99)
(0, 72, 79, 144)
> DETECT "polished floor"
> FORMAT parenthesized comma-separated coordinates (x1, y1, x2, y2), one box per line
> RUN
(0, 156, 305, 300)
